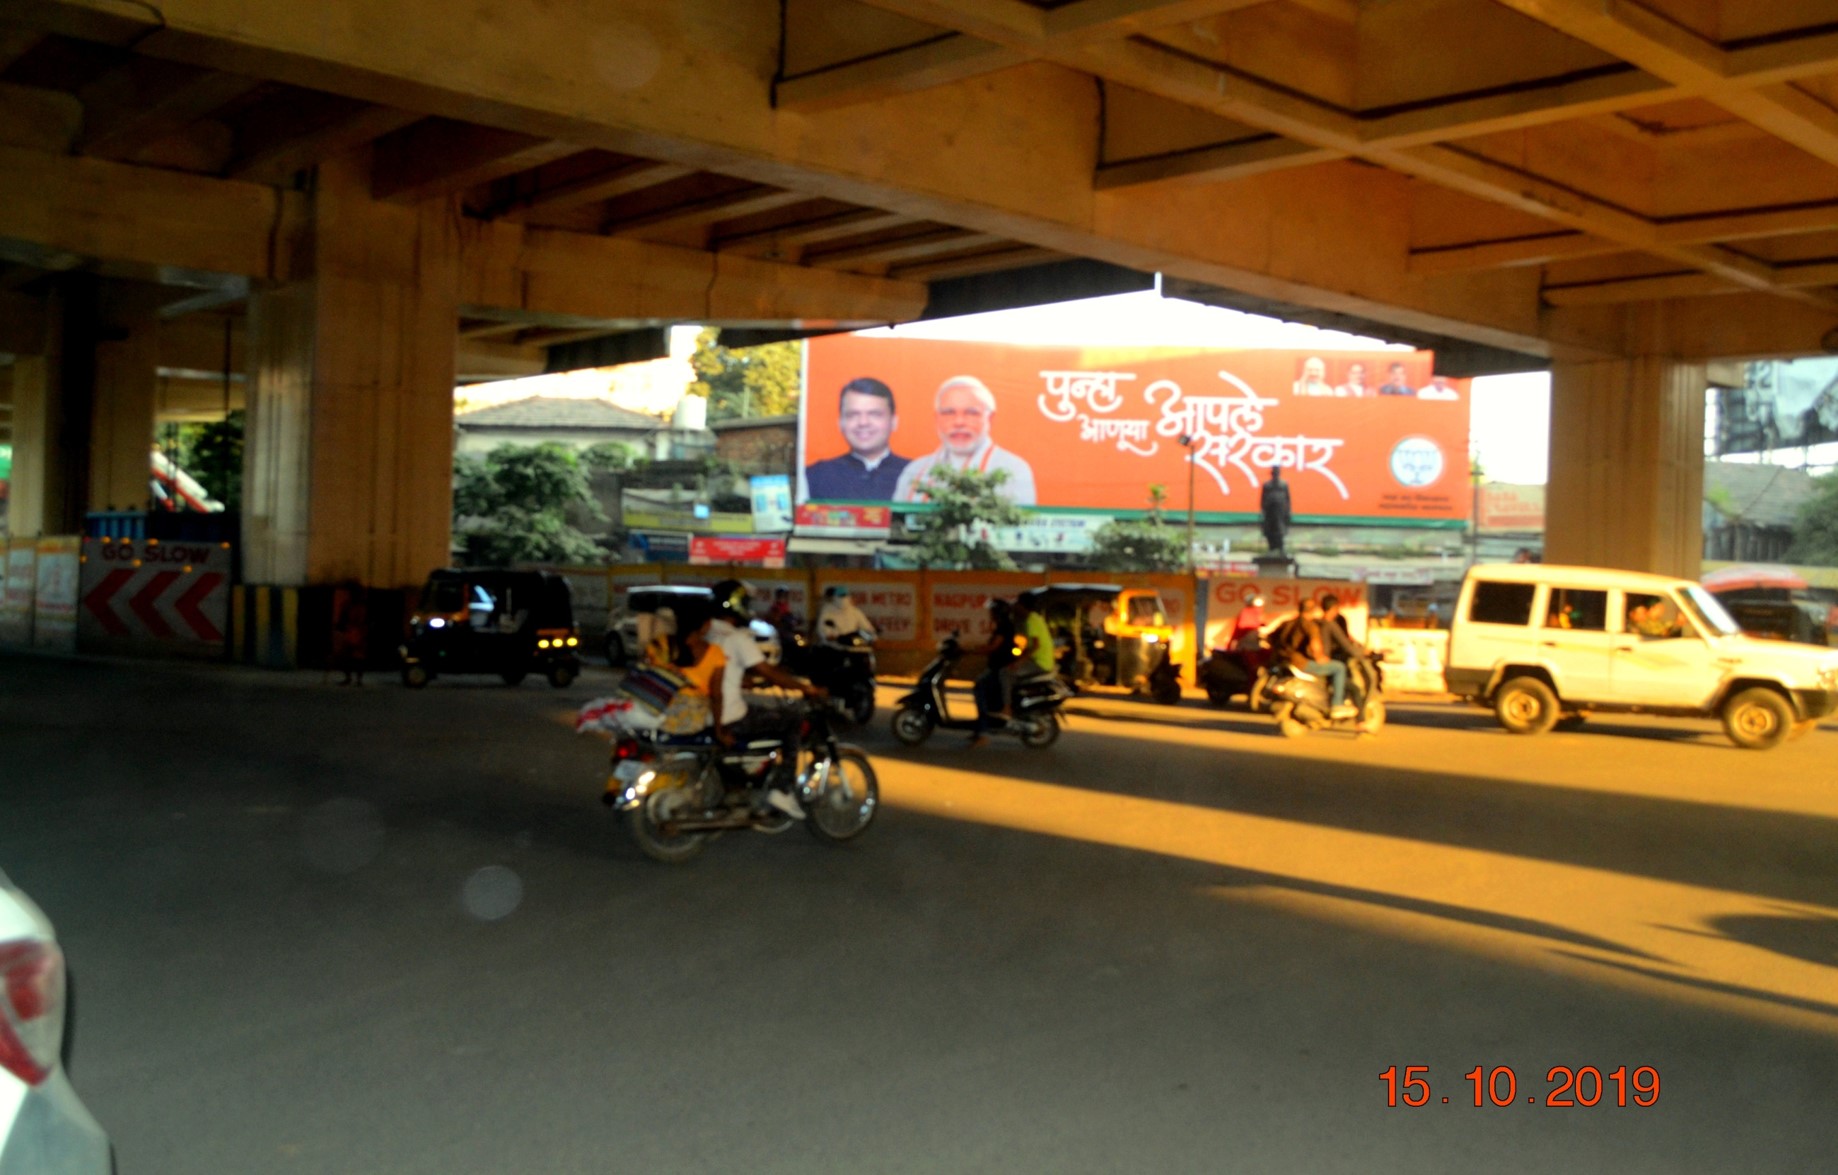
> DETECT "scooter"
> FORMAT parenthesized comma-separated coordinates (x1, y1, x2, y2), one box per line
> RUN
(783, 631, 878, 726)
(1199, 642, 1271, 710)
(891, 635, 1073, 750)
(1262, 652, 1386, 737)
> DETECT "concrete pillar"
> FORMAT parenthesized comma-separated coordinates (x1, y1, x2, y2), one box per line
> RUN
(1545, 357, 1706, 578)
(5, 283, 70, 537)
(89, 326, 157, 513)
(6, 355, 57, 537)
(244, 150, 458, 589)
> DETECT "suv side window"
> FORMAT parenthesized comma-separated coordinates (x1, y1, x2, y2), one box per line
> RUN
(1469, 580, 1536, 625)
(1624, 592, 1686, 640)
(1543, 588, 1608, 631)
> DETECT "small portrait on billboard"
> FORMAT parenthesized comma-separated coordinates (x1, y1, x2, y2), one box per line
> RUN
(1293, 356, 1334, 397)
(1418, 375, 1460, 401)
(803, 377, 910, 501)
(1378, 361, 1416, 397)
(893, 375, 1037, 506)
(1335, 361, 1370, 399)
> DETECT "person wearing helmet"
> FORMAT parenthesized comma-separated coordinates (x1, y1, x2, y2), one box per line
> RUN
(706, 579, 826, 816)
(816, 585, 876, 643)
(708, 577, 825, 714)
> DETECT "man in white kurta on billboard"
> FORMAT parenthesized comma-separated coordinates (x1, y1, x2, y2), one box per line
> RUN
(892, 375, 1037, 506)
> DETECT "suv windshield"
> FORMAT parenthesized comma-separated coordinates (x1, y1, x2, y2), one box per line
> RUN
(1681, 586, 1741, 637)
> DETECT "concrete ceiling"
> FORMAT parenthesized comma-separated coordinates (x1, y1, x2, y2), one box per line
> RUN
(3, 0, 1838, 369)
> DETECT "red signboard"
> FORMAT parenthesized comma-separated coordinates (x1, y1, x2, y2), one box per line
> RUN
(689, 536, 787, 567)
(793, 503, 892, 535)
(799, 337, 1470, 522)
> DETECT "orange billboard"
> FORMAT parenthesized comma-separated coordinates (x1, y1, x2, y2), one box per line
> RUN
(798, 337, 1470, 523)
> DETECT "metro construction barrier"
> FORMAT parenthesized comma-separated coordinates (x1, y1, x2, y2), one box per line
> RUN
(77, 536, 230, 658)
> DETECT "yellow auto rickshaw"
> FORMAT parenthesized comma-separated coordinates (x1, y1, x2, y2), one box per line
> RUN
(1019, 583, 1181, 705)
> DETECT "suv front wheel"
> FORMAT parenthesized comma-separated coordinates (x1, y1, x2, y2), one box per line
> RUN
(1494, 676, 1560, 735)
(1722, 687, 1793, 750)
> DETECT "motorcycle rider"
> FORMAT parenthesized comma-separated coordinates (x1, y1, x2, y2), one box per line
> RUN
(1275, 597, 1356, 719)
(816, 585, 877, 643)
(708, 578, 827, 816)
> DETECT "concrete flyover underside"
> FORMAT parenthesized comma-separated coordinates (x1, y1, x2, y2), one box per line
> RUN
(6, 0, 1838, 585)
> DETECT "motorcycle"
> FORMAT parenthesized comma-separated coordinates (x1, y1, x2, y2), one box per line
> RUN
(1199, 641, 1272, 710)
(1261, 652, 1387, 737)
(602, 697, 879, 864)
(890, 634, 1074, 749)
(782, 630, 878, 726)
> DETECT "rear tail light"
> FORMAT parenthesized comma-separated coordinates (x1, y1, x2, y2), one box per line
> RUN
(612, 738, 650, 762)
(0, 939, 65, 1086)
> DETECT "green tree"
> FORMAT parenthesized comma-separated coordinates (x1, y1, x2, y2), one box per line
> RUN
(454, 443, 607, 565)
(1787, 473, 1838, 565)
(580, 441, 638, 474)
(172, 411, 245, 511)
(687, 327, 801, 420)
(908, 465, 1026, 570)
(1088, 485, 1188, 572)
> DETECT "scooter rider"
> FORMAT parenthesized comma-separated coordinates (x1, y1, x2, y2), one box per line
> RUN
(1276, 597, 1356, 719)
(708, 579, 826, 815)
(967, 597, 1019, 747)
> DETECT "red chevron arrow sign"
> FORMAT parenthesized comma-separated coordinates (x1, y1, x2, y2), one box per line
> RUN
(78, 539, 230, 646)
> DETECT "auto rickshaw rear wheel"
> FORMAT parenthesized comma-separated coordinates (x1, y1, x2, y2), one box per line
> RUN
(401, 663, 431, 689)
(548, 663, 579, 689)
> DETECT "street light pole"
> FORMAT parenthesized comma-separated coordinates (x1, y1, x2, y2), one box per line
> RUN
(1180, 434, 1197, 573)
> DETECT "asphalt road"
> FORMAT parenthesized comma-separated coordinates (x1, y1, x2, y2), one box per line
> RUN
(4, 653, 1837, 1174)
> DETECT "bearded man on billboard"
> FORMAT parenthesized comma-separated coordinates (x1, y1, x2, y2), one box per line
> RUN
(893, 375, 1037, 506)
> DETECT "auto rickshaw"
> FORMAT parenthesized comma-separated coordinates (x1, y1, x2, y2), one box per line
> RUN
(1018, 583, 1182, 705)
(400, 569, 582, 688)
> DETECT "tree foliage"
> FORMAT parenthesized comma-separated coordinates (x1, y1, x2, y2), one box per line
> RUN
(686, 327, 801, 420)
(580, 441, 639, 474)
(171, 411, 245, 512)
(908, 465, 1026, 570)
(1788, 473, 1838, 565)
(1088, 486, 1188, 572)
(454, 443, 606, 565)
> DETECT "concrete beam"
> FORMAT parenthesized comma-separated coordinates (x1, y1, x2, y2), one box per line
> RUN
(225, 99, 421, 183)
(776, 34, 1027, 111)
(0, 144, 306, 281)
(499, 160, 695, 218)
(1095, 137, 1341, 189)
(1492, 0, 1838, 169)
(458, 217, 929, 325)
(1042, 0, 1267, 45)
(75, 59, 261, 159)
(372, 119, 581, 202)
(4, 0, 1704, 354)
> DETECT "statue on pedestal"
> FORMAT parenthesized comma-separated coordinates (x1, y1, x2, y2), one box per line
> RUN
(1259, 466, 1291, 555)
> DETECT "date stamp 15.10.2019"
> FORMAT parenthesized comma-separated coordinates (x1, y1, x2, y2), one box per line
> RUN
(1380, 1065, 1660, 1108)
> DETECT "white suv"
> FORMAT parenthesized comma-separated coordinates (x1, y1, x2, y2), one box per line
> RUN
(1447, 564, 1838, 749)
(0, 870, 111, 1175)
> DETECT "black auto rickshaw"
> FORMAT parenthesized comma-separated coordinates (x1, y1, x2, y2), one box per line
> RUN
(1018, 583, 1183, 705)
(400, 568, 582, 688)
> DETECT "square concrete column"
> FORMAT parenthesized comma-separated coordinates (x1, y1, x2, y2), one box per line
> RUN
(244, 150, 459, 589)
(89, 326, 157, 513)
(1545, 357, 1706, 578)
(6, 354, 61, 537)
